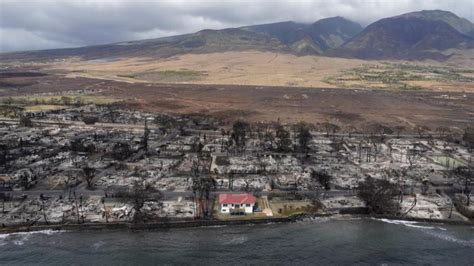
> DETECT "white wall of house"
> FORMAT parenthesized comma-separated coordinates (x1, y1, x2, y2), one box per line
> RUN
(220, 203, 254, 214)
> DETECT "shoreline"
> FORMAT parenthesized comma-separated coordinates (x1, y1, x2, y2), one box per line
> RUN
(1, 213, 472, 235)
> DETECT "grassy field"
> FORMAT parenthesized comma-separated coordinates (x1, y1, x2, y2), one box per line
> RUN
(0, 94, 121, 106)
(269, 199, 315, 217)
(51, 51, 474, 92)
(24, 105, 67, 112)
(53, 51, 378, 88)
(325, 62, 474, 91)
(119, 70, 206, 83)
(2, 51, 473, 128)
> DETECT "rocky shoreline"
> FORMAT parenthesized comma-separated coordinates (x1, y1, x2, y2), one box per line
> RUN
(1, 213, 472, 235)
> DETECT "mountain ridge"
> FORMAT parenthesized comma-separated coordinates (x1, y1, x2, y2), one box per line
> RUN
(0, 10, 472, 61)
(329, 10, 474, 60)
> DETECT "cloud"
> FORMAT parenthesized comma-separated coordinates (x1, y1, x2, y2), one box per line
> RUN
(0, 0, 473, 52)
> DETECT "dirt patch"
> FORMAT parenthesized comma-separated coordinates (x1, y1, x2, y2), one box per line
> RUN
(0, 71, 47, 78)
(211, 109, 260, 120)
(1, 65, 473, 129)
(119, 70, 206, 83)
(147, 99, 187, 110)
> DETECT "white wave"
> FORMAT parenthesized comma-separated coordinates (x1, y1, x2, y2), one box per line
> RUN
(201, 225, 227, 228)
(93, 240, 106, 250)
(0, 229, 65, 238)
(227, 235, 248, 245)
(374, 218, 434, 229)
(403, 224, 435, 229)
(12, 240, 24, 246)
(374, 218, 417, 225)
(424, 230, 474, 248)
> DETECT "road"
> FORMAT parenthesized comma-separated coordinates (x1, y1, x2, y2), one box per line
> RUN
(0, 117, 444, 139)
(8, 188, 356, 200)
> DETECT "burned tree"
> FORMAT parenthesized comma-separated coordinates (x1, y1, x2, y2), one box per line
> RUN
(19, 116, 33, 127)
(275, 125, 292, 152)
(82, 166, 96, 189)
(111, 142, 133, 161)
(104, 106, 120, 123)
(453, 166, 472, 206)
(0, 144, 7, 170)
(311, 169, 332, 190)
(295, 122, 313, 153)
(82, 116, 99, 125)
(320, 122, 340, 139)
(17, 168, 33, 190)
(142, 118, 150, 152)
(345, 125, 357, 138)
(231, 120, 249, 152)
(415, 125, 430, 139)
(191, 176, 216, 219)
(228, 171, 235, 191)
(70, 138, 95, 154)
(130, 180, 163, 223)
(357, 176, 398, 214)
(191, 155, 215, 218)
(435, 126, 450, 139)
(365, 123, 392, 143)
(39, 196, 49, 225)
(462, 127, 474, 152)
(394, 125, 405, 139)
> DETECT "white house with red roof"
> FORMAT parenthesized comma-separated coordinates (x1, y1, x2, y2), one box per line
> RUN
(219, 193, 256, 214)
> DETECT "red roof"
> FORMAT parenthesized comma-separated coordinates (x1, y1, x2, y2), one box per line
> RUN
(219, 193, 256, 204)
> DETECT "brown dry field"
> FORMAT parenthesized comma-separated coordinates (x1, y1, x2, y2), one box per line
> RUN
(1, 70, 473, 130)
(53, 51, 378, 88)
(1, 51, 473, 129)
(49, 51, 474, 93)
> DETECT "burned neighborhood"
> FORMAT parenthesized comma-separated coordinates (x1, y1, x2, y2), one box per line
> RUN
(0, 103, 472, 227)
(1, 3, 474, 263)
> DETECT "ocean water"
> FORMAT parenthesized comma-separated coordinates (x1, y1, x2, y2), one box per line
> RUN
(0, 218, 473, 265)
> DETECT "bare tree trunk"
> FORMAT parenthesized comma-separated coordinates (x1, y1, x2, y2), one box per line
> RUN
(41, 200, 49, 225)
(449, 200, 453, 218)
(74, 192, 80, 224)
(401, 196, 417, 217)
(102, 198, 109, 223)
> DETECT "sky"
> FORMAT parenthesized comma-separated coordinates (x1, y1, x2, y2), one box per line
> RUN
(0, 0, 473, 52)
